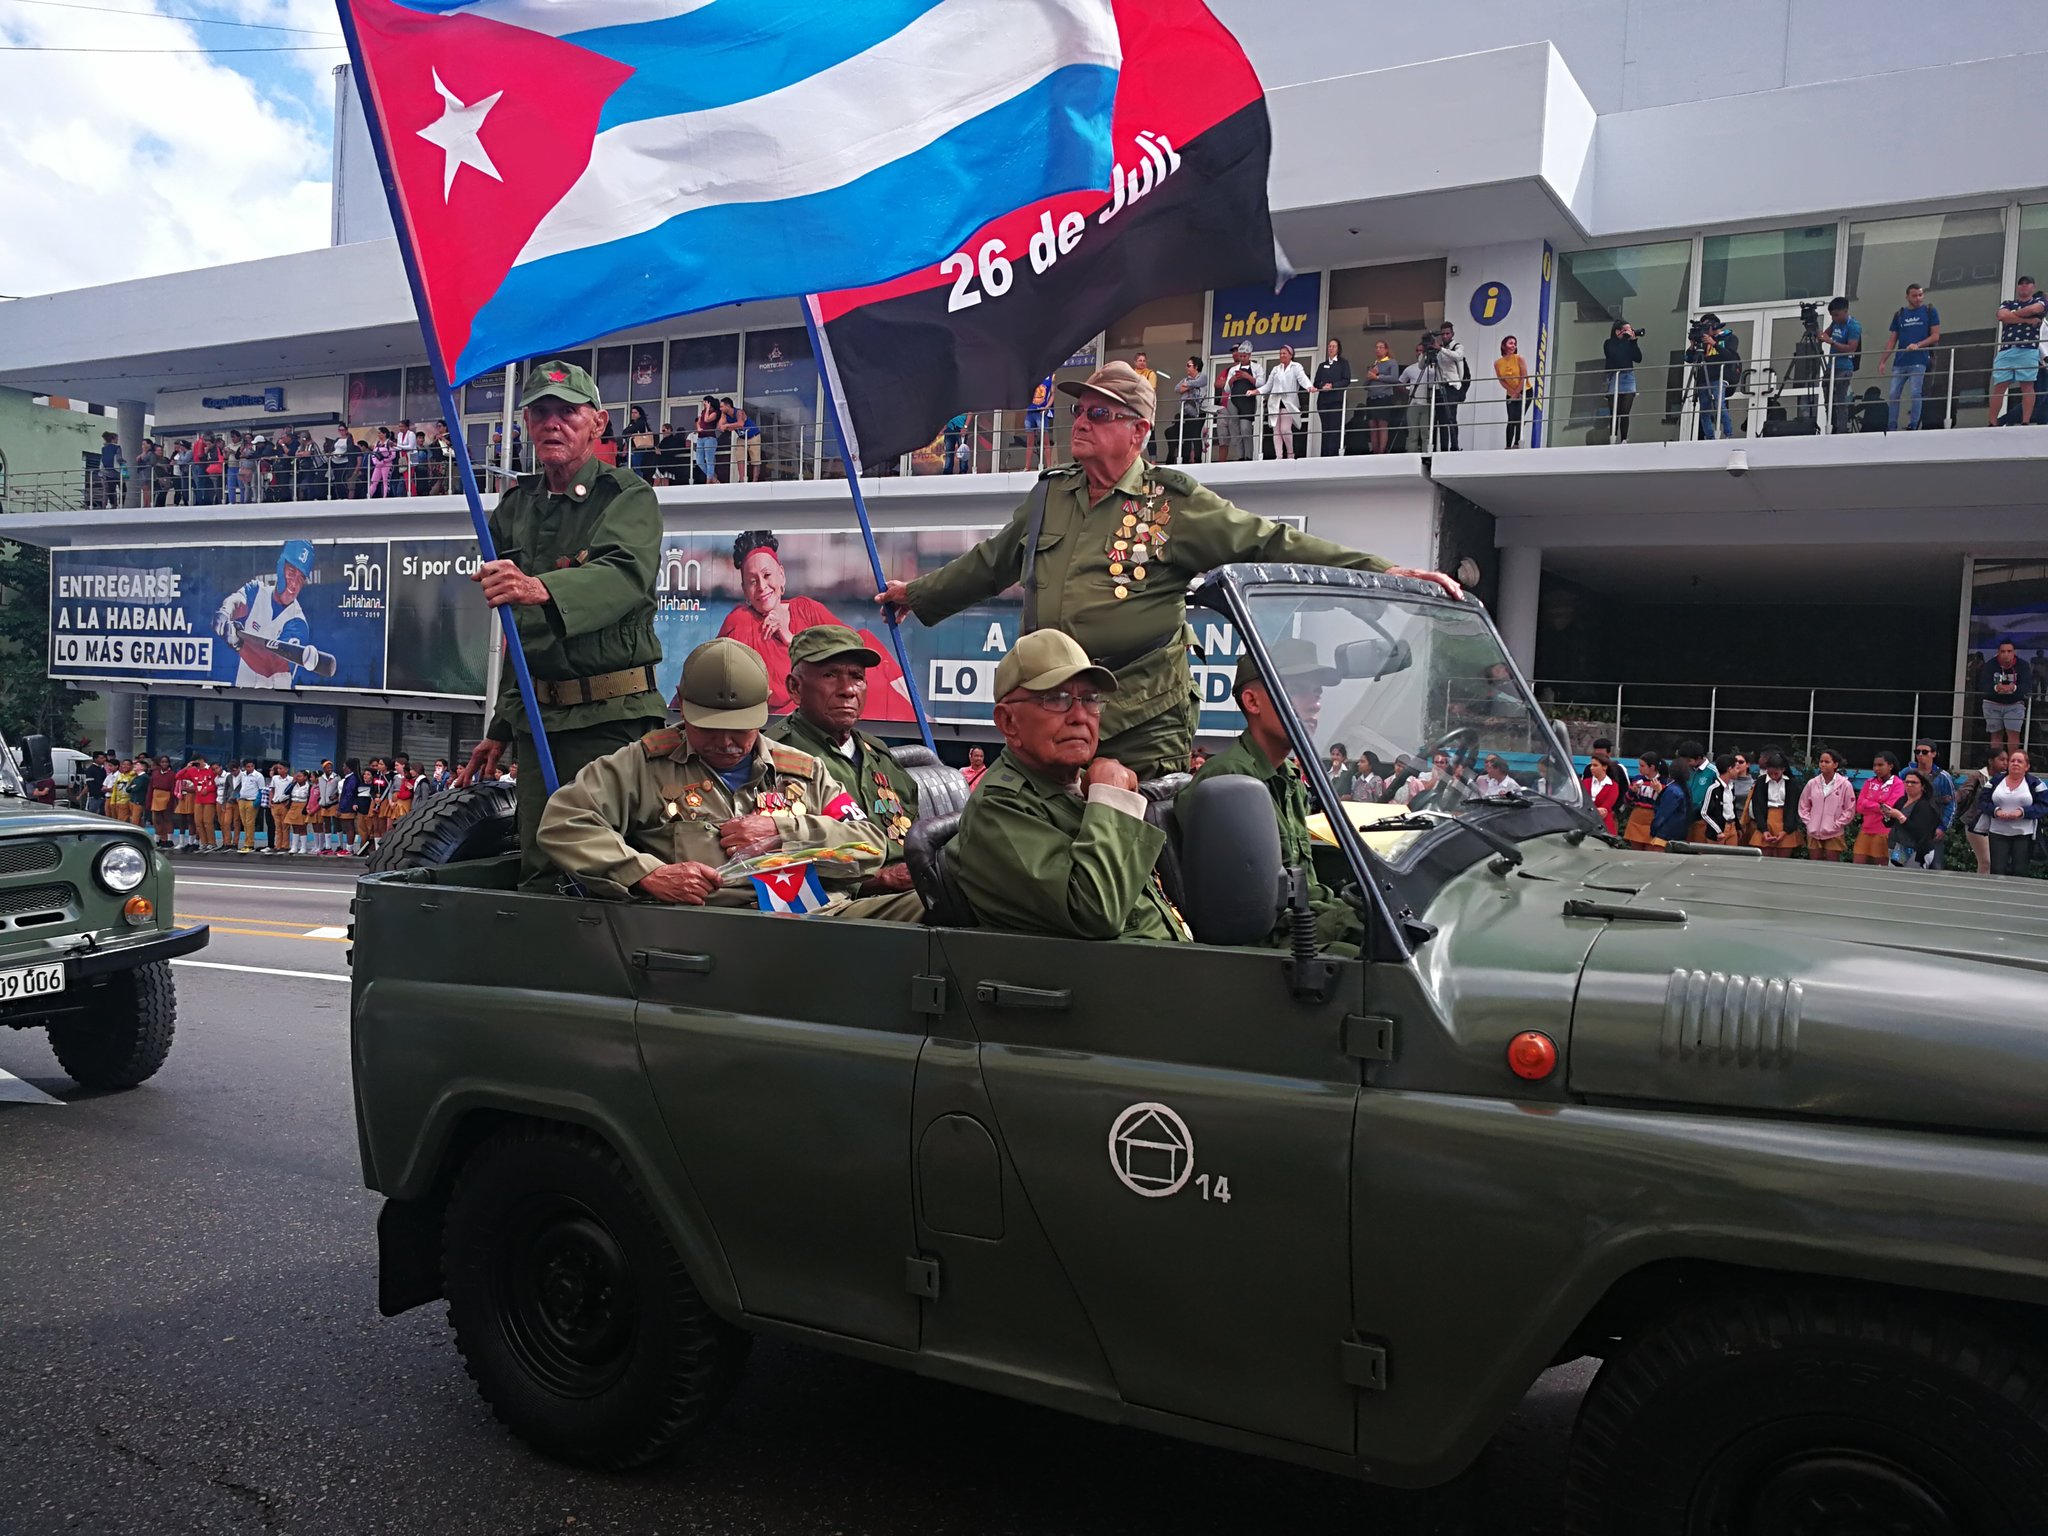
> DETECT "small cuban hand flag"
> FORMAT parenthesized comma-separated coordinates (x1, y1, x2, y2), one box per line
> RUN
(750, 861, 830, 917)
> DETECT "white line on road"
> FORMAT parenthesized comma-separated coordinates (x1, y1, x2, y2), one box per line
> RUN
(173, 959, 349, 983)
(176, 879, 358, 896)
(0, 1067, 63, 1105)
(302, 926, 349, 940)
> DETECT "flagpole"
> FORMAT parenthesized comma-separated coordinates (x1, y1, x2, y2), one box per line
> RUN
(331, 6, 562, 794)
(802, 300, 937, 753)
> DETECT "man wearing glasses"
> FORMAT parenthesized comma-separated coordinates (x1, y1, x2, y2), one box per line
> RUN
(877, 362, 1462, 778)
(950, 630, 1187, 941)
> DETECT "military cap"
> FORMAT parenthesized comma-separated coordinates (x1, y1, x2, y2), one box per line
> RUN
(1057, 361, 1156, 425)
(520, 359, 602, 409)
(994, 629, 1118, 700)
(1235, 637, 1339, 694)
(677, 638, 770, 729)
(788, 623, 881, 669)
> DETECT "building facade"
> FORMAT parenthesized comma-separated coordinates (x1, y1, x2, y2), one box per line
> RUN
(1, 0, 2045, 768)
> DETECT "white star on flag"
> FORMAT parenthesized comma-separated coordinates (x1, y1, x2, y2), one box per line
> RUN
(416, 70, 504, 201)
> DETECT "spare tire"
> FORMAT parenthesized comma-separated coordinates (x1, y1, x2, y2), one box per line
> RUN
(369, 783, 519, 872)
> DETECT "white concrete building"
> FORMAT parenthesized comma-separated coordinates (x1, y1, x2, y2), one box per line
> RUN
(3, 0, 2046, 765)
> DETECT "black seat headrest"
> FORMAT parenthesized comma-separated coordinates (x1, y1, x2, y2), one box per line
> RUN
(903, 812, 975, 927)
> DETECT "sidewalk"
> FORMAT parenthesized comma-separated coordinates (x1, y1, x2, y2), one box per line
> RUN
(156, 845, 371, 868)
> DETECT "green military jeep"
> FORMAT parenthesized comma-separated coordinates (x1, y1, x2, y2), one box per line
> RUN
(351, 566, 2048, 1534)
(0, 730, 206, 1088)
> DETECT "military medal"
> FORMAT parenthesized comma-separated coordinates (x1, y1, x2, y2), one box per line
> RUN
(664, 800, 682, 822)
(684, 789, 704, 809)
(1106, 479, 1169, 593)
(786, 785, 805, 811)
(758, 790, 787, 812)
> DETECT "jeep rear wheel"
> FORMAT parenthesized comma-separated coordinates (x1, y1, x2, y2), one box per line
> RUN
(1564, 1289, 2048, 1535)
(442, 1123, 748, 1469)
(47, 961, 176, 1090)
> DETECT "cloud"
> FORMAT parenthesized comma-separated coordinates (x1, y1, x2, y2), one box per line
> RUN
(0, 0, 338, 295)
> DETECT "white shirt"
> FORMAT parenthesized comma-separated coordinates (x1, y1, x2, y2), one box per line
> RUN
(396, 429, 417, 452)
(1990, 776, 2036, 833)
(235, 769, 266, 802)
(1474, 772, 1523, 799)
(269, 772, 290, 806)
(1260, 360, 1314, 412)
(318, 772, 341, 806)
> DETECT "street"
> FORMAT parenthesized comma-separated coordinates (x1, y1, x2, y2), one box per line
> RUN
(0, 857, 1590, 1535)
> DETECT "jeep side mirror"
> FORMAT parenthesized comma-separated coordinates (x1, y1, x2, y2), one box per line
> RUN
(1176, 775, 1282, 946)
(1333, 636, 1413, 681)
(20, 734, 53, 786)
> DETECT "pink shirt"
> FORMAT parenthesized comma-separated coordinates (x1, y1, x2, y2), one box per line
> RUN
(1854, 774, 1905, 837)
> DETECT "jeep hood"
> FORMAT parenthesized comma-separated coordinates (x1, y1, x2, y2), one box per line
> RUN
(1565, 852, 2048, 1136)
(0, 800, 130, 838)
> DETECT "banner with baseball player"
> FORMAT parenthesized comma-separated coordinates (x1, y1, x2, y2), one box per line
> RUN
(50, 539, 390, 693)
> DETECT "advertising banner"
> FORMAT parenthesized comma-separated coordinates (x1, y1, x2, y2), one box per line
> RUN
(386, 538, 491, 699)
(52, 540, 389, 692)
(657, 525, 1247, 733)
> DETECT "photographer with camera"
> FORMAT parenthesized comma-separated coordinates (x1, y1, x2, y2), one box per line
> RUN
(1685, 313, 1741, 440)
(1821, 297, 1862, 433)
(1602, 320, 1644, 443)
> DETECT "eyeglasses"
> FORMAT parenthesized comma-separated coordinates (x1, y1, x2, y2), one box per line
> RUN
(1071, 403, 1140, 424)
(1024, 689, 1106, 715)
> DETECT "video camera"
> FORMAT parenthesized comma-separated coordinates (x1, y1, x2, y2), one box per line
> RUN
(1797, 300, 1823, 336)
(1418, 331, 1441, 355)
(1688, 317, 1715, 347)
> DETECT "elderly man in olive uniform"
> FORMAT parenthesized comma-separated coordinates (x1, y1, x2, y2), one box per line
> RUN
(539, 638, 881, 904)
(878, 361, 1462, 779)
(766, 624, 921, 895)
(1192, 640, 1362, 956)
(457, 359, 665, 887)
(952, 630, 1186, 942)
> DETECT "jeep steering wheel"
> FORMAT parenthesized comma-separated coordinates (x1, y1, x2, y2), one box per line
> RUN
(1410, 726, 1480, 809)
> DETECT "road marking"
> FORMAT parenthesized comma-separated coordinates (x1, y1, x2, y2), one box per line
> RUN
(182, 912, 332, 927)
(176, 878, 360, 896)
(303, 926, 349, 940)
(203, 926, 349, 943)
(173, 958, 348, 983)
(0, 1067, 63, 1106)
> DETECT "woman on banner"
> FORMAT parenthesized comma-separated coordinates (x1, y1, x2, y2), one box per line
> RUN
(714, 530, 910, 719)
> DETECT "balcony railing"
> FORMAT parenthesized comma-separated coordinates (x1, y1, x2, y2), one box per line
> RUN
(8, 338, 2041, 514)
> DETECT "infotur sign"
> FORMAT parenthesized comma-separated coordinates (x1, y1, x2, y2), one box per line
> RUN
(1208, 272, 1321, 355)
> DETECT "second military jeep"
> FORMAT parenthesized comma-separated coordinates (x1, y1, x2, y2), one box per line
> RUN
(351, 566, 2048, 1534)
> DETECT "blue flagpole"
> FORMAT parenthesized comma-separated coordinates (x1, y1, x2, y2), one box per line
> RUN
(331, 1, 561, 793)
(802, 301, 937, 753)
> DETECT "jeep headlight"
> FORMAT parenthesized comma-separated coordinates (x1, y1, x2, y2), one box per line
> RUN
(95, 842, 148, 894)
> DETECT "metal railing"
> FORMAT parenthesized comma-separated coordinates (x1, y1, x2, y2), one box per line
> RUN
(1536, 677, 2038, 772)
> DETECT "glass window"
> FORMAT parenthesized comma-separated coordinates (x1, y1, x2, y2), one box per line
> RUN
(461, 373, 505, 416)
(191, 699, 234, 762)
(595, 345, 632, 407)
(1700, 224, 1837, 308)
(744, 327, 819, 483)
(147, 698, 188, 762)
(628, 341, 664, 402)
(1848, 208, 2005, 429)
(2018, 205, 2048, 293)
(403, 365, 441, 423)
(1327, 259, 1447, 361)
(238, 703, 285, 763)
(667, 333, 739, 398)
(347, 369, 402, 427)
(1552, 241, 1694, 446)
(1106, 293, 1204, 359)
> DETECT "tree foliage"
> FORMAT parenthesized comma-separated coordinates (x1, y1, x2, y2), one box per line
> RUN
(0, 540, 89, 744)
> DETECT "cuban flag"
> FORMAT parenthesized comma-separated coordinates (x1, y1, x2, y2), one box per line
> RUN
(750, 861, 830, 915)
(338, 0, 1126, 384)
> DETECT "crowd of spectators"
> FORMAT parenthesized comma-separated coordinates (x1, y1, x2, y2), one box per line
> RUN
(79, 751, 504, 856)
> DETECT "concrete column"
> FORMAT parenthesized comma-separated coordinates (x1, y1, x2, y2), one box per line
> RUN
(1498, 544, 1543, 677)
(116, 400, 145, 507)
(102, 689, 136, 756)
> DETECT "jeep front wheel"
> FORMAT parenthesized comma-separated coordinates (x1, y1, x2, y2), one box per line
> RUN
(47, 960, 176, 1090)
(1565, 1288, 2048, 1535)
(442, 1123, 748, 1469)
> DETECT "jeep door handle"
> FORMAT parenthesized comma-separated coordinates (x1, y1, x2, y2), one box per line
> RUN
(633, 949, 715, 975)
(975, 981, 1071, 1011)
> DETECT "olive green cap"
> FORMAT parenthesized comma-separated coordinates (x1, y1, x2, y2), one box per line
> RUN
(787, 624, 881, 669)
(994, 629, 1117, 700)
(1235, 637, 1338, 694)
(520, 359, 602, 409)
(677, 638, 770, 729)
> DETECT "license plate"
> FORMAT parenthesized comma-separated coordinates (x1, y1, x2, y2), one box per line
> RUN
(0, 962, 65, 1002)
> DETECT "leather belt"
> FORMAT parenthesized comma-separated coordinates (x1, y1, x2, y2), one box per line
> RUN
(532, 665, 658, 708)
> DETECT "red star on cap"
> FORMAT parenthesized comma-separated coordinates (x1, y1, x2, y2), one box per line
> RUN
(547, 370, 567, 382)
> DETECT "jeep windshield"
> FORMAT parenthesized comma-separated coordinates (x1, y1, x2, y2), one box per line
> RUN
(0, 728, 30, 799)
(1237, 580, 1579, 864)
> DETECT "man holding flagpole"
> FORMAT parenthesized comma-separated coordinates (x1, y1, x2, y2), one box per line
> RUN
(456, 360, 665, 887)
(877, 362, 1466, 778)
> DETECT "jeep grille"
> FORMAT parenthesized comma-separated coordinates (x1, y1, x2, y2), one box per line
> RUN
(0, 841, 63, 877)
(0, 883, 78, 928)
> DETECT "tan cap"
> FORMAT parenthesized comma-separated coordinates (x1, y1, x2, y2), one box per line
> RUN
(1235, 637, 1338, 693)
(787, 623, 881, 669)
(676, 638, 770, 729)
(993, 629, 1118, 700)
(1057, 361, 1155, 425)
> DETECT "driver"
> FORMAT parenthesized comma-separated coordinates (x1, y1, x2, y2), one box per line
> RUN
(1191, 641, 1362, 956)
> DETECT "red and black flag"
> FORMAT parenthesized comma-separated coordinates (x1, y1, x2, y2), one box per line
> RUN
(808, 0, 1277, 469)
